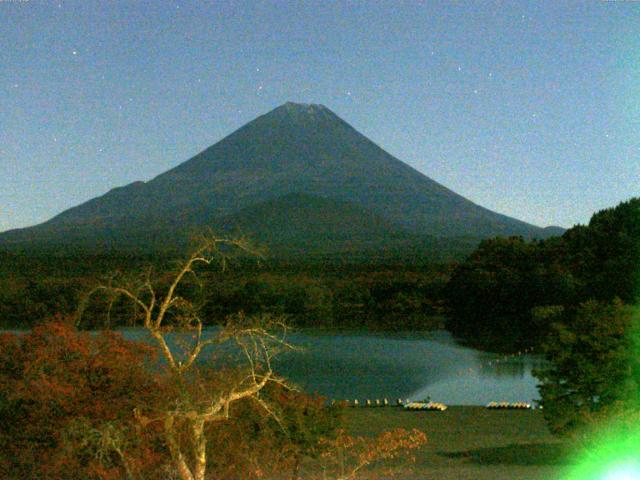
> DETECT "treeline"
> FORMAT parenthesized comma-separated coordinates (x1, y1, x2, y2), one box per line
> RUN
(445, 197, 640, 351)
(0, 254, 451, 331)
(3, 197, 637, 353)
(200, 268, 449, 329)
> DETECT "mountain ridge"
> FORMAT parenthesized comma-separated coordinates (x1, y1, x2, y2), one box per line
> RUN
(0, 102, 563, 256)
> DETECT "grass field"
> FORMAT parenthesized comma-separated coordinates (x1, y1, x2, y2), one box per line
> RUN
(340, 406, 570, 480)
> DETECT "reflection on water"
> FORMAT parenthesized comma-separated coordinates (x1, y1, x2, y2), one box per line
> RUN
(272, 331, 467, 401)
(407, 338, 545, 405)
(256, 329, 542, 405)
(16, 327, 542, 406)
(479, 358, 527, 378)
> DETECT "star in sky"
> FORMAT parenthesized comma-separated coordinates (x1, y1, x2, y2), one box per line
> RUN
(1, 1, 635, 232)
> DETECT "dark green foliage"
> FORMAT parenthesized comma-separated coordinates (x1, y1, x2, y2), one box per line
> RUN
(0, 277, 83, 328)
(562, 198, 640, 303)
(445, 197, 640, 351)
(201, 267, 448, 330)
(445, 236, 574, 350)
(534, 300, 640, 435)
(442, 198, 640, 435)
(0, 251, 451, 330)
(202, 275, 332, 326)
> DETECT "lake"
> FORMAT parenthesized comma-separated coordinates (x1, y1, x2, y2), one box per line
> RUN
(119, 328, 544, 406)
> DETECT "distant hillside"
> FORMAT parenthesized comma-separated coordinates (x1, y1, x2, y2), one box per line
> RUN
(217, 193, 480, 261)
(541, 226, 566, 237)
(0, 102, 562, 257)
(220, 193, 403, 251)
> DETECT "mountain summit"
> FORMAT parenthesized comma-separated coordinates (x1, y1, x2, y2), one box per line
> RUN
(0, 102, 559, 255)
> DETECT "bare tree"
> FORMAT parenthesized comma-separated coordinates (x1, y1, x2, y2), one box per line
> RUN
(81, 235, 294, 480)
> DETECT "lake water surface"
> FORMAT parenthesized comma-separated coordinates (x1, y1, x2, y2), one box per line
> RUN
(120, 328, 544, 406)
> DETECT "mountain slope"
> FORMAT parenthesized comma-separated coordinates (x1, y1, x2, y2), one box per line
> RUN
(0, 102, 560, 254)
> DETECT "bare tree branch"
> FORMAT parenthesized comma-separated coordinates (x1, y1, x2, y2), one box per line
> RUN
(80, 234, 292, 480)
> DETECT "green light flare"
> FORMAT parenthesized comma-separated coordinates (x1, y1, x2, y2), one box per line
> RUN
(602, 461, 640, 480)
(561, 430, 640, 480)
(562, 307, 640, 480)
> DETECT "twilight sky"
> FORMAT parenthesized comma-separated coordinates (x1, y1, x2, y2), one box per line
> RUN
(1, 0, 638, 232)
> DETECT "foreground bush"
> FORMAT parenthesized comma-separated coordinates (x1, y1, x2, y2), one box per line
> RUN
(0, 319, 163, 479)
(0, 320, 429, 479)
(0, 320, 346, 479)
(315, 428, 428, 479)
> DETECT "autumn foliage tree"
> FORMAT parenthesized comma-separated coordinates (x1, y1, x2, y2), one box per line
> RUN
(0, 320, 345, 480)
(202, 384, 341, 479)
(0, 319, 164, 479)
(314, 428, 427, 479)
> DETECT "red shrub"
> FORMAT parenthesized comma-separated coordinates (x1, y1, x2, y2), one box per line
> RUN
(0, 320, 164, 479)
